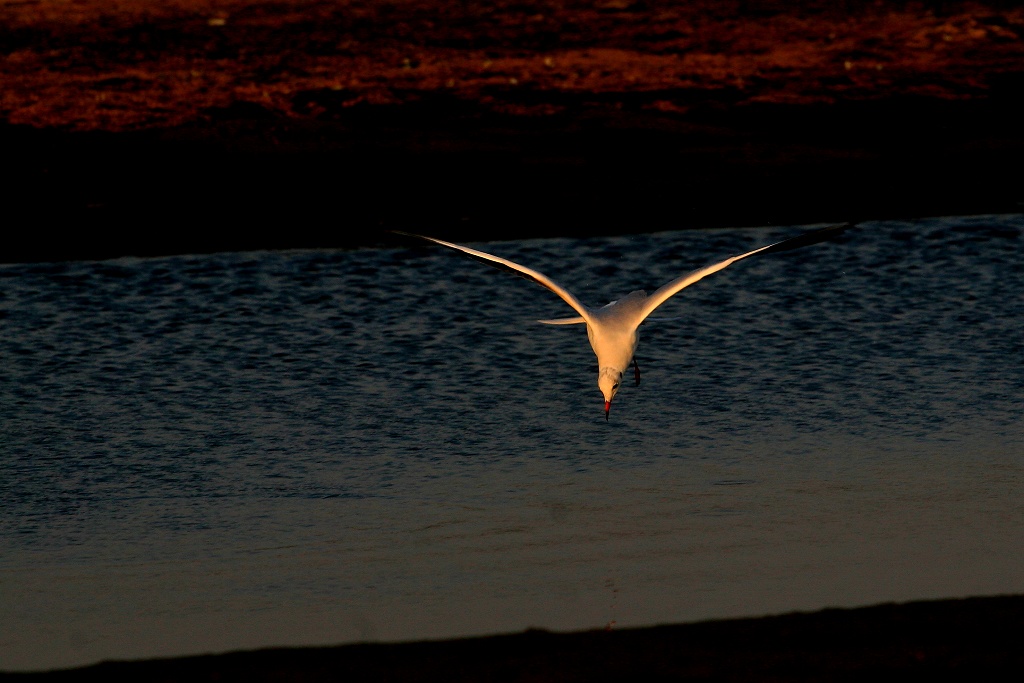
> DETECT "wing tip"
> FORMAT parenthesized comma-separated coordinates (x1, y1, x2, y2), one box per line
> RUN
(763, 222, 853, 254)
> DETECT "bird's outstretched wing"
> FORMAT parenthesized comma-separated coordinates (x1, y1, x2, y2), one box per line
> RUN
(396, 232, 595, 325)
(639, 223, 851, 322)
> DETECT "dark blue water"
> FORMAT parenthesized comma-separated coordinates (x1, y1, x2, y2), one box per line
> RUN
(2, 215, 1022, 671)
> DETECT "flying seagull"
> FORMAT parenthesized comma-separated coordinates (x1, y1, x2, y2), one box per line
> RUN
(397, 224, 849, 419)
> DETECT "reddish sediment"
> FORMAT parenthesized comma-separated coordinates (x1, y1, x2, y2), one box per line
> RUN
(3, 0, 1024, 130)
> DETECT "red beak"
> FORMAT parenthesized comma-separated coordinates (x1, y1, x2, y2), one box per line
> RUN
(604, 400, 611, 420)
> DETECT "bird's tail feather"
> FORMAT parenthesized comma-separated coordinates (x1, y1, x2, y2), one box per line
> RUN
(538, 316, 587, 325)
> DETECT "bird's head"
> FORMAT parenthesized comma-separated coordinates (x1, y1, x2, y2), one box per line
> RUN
(598, 368, 624, 420)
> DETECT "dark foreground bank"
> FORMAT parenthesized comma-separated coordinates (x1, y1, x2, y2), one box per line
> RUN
(3, 595, 1022, 682)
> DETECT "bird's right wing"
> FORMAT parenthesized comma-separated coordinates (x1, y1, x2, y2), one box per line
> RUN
(396, 232, 595, 325)
(638, 223, 850, 322)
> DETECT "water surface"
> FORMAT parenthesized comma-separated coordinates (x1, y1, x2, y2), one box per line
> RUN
(1, 215, 1022, 671)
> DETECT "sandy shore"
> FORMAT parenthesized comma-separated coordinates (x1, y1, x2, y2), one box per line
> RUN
(2, 595, 1022, 681)
(2, 1, 1023, 261)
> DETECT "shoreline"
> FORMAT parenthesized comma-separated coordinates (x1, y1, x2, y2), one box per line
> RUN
(3, 594, 1023, 680)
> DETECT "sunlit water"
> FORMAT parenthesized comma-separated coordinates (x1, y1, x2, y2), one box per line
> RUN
(1, 215, 1022, 671)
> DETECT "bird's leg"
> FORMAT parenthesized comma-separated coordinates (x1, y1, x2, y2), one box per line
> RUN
(633, 358, 641, 386)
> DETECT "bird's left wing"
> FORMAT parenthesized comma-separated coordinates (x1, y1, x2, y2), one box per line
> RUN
(396, 232, 595, 325)
(638, 224, 850, 322)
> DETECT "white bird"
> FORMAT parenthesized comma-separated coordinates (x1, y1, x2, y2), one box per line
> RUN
(398, 224, 849, 419)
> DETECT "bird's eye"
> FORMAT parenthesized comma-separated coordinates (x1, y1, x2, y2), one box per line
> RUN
(612, 383, 619, 390)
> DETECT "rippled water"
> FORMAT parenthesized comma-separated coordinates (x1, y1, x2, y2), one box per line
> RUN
(2, 215, 1022, 671)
